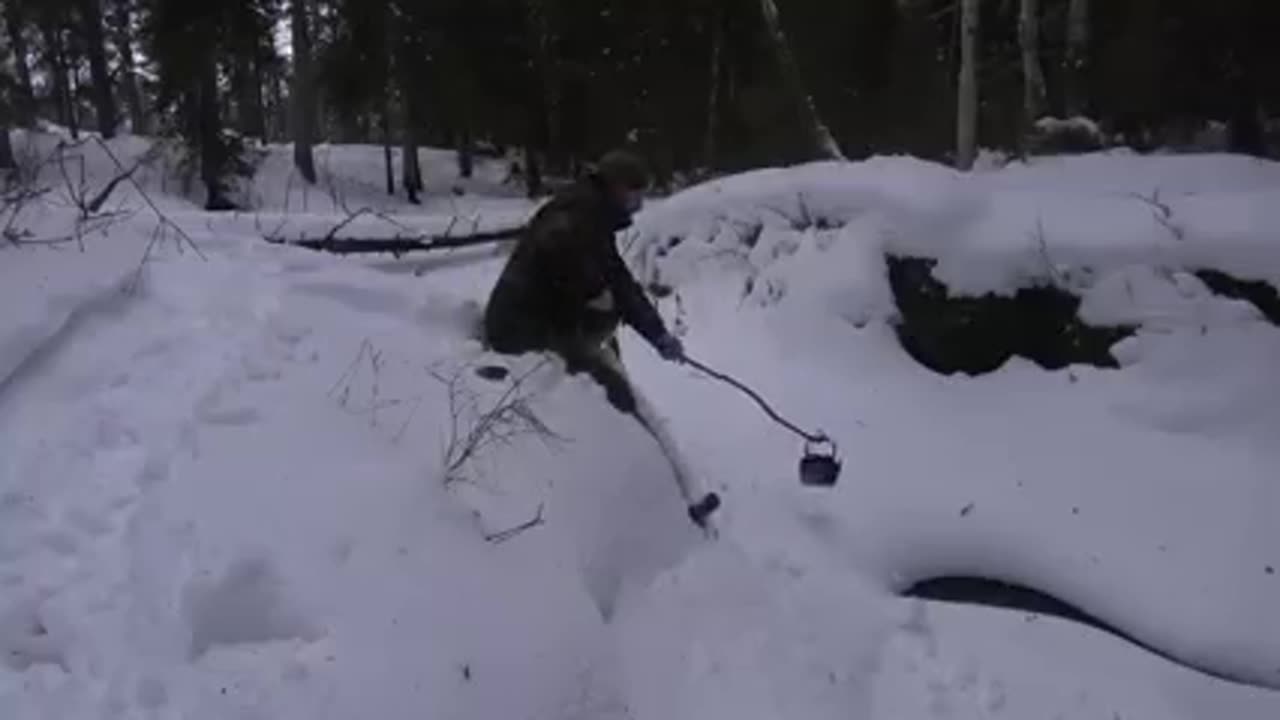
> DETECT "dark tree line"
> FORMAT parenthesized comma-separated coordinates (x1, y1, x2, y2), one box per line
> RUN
(2, 0, 1278, 208)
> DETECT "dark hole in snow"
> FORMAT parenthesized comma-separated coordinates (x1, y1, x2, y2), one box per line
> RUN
(1193, 269, 1280, 326)
(886, 255, 1137, 375)
(475, 365, 510, 382)
(648, 282, 674, 299)
(901, 575, 1275, 690)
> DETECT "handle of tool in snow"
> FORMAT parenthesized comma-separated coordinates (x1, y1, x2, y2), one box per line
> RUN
(681, 356, 831, 445)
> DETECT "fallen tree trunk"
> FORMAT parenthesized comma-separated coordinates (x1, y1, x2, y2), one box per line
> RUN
(265, 225, 526, 256)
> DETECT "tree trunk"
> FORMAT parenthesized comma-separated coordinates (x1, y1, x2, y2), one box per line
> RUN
(290, 0, 317, 183)
(233, 53, 265, 139)
(457, 126, 474, 179)
(0, 126, 14, 171)
(955, 0, 980, 170)
(382, 103, 395, 195)
(1019, 0, 1046, 132)
(78, 0, 117, 138)
(757, 0, 844, 161)
(197, 54, 232, 210)
(524, 145, 543, 199)
(702, 7, 723, 172)
(402, 130, 423, 204)
(109, 0, 149, 135)
(4, 3, 36, 127)
(523, 0, 564, 175)
(42, 18, 76, 136)
(1064, 0, 1090, 117)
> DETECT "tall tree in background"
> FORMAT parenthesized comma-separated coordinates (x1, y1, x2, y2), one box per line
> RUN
(0, 72, 15, 168)
(703, 3, 724, 171)
(523, 0, 564, 175)
(226, 0, 272, 140)
(79, 0, 118, 137)
(144, 0, 237, 208)
(390, 1, 424, 204)
(756, 0, 844, 161)
(39, 5, 77, 136)
(290, 0, 317, 183)
(1064, 0, 1089, 117)
(110, 0, 150, 135)
(1019, 0, 1046, 132)
(0, 121, 15, 169)
(4, 2, 37, 127)
(955, 0, 980, 169)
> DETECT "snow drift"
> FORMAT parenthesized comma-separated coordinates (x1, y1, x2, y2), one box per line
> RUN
(4, 131, 1280, 719)
(623, 150, 1280, 692)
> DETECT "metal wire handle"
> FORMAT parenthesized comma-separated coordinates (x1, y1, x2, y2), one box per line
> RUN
(681, 355, 830, 445)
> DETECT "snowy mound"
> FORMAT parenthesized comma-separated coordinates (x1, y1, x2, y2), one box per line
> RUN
(630, 152, 1280, 302)
(619, 153, 1280, 691)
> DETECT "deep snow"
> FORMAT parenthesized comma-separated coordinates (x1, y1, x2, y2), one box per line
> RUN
(2, 129, 1279, 719)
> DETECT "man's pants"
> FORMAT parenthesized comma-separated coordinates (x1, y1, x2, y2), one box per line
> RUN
(555, 330, 702, 508)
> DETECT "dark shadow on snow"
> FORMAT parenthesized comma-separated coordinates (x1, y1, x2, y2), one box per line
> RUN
(1194, 269, 1280, 326)
(900, 575, 1279, 691)
(885, 255, 1137, 375)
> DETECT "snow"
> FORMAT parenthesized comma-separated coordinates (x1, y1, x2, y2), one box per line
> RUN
(3, 128, 1280, 719)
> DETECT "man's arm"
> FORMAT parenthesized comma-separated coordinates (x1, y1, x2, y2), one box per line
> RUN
(598, 239, 670, 350)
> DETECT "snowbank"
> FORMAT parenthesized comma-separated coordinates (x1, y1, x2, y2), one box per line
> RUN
(621, 151, 1280, 692)
(631, 153, 1280, 296)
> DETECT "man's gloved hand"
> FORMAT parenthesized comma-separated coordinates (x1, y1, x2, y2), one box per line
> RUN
(655, 333, 685, 362)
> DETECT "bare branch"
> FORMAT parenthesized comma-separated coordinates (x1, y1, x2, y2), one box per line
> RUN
(1030, 215, 1068, 287)
(1125, 189, 1186, 242)
(264, 225, 525, 256)
(484, 504, 546, 544)
(428, 357, 565, 485)
(92, 136, 207, 260)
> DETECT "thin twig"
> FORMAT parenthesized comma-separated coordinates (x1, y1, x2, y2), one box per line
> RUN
(93, 136, 207, 260)
(484, 504, 546, 544)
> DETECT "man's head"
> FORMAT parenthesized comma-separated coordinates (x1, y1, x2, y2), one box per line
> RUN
(594, 149, 650, 214)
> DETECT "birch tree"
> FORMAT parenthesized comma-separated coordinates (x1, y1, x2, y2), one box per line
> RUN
(1019, 0, 1046, 130)
(757, 0, 845, 161)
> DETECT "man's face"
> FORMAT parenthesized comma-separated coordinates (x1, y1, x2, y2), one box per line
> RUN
(613, 183, 645, 213)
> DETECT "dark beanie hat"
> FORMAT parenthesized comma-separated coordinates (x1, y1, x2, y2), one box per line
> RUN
(594, 149, 650, 190)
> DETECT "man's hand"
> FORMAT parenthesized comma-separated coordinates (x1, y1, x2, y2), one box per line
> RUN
(655, 333, 685, 362)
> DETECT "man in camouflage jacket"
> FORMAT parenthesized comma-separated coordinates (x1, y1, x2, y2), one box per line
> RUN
(482, 149, 720, 530)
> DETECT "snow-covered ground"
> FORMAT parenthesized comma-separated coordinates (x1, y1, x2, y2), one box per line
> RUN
(2, 130, 1279, 719)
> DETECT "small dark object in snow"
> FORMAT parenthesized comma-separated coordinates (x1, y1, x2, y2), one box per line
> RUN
(475, 365, 510, 382)
(462, 664, 472, 681)
(799, 440, 841, 487)
(681, 356, 841, 488)
(960, 503, 975, 517)
(1267, 566, 1275, 575)
(1072, 507, 1080, 515)
(689, 492, 721, 528)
